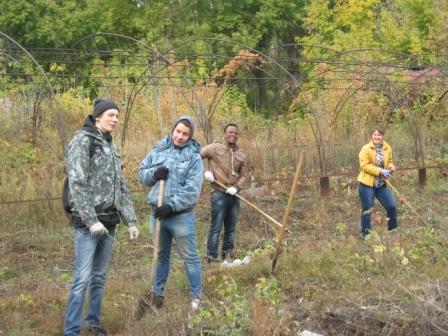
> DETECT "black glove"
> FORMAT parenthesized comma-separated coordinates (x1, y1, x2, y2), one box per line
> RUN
(153, 166, 169, 181)
(154, 204, 173, 219)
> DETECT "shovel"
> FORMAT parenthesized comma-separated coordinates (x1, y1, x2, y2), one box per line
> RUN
(135, 179, 165, 320)
(150, 180, 165, 290)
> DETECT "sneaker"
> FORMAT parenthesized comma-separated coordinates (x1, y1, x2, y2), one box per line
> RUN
(135, 292, 164, 320)
(359, 233, 371, 240)
(388, 228, 398, 234)
(222, 250, 235, 260)
(191, 299, 202, 311)
(87, 325, 108, 336)
(206, 255, 219, 263)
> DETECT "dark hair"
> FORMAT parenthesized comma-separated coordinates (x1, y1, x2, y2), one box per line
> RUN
(178, 119, 192, 130)
(372, 128, 385, 135)
(224, 123, 238, 132)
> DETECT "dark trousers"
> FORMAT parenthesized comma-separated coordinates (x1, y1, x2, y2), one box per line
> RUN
(207, 190, 240, 259)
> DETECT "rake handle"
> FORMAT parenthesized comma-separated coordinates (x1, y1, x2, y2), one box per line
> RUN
(213, 180, 292, 234)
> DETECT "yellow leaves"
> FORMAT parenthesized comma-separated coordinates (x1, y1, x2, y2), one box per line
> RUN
(206, 275, 217, 283)
(335, 0, 381, 29)
(0, 138, 11, 149)
(373, 244, 386, 254)
(18, 293, 34, 307)
(49, 63, 64, 73)
(353, 253, 375, 265)
(392, 246, 405, 258)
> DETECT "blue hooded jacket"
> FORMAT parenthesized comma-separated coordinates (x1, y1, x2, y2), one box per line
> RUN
(139, 116, 203, 212)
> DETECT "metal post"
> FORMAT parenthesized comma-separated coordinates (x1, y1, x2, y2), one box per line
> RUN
(418, 167, 426, 188)
(320, 176, 330, 196)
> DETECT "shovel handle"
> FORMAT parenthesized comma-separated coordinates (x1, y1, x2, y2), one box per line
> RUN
(150, 180, 165, 287)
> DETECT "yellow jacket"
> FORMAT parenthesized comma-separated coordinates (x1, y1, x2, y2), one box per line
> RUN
(357, 141, 394, 187)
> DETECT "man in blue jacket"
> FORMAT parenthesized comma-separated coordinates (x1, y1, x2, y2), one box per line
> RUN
(138, 116, 203, 315)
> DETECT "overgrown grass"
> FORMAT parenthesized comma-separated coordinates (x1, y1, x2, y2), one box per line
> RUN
(1, 172, 447, 335)
(1, 103, 447, 335)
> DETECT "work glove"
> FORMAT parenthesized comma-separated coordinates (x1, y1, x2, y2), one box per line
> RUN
(154, 204, 174, 219)
(226, 186, 238, 195)
(380, 169, 392, 178)
(89, 222, 109, 236)
(128, 226, 139, 240)
(153, 166, 169, 181)
(204, 171, 214, 182)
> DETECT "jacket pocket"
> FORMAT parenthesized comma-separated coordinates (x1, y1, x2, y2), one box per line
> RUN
(150, 156, 166, 169)
(177, 160, 190, 185)
(232, 150, 245, 173)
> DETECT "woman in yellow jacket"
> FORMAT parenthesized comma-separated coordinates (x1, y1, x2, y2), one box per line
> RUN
(357, 128, 398, 238)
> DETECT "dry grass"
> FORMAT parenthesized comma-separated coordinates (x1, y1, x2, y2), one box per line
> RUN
(1, 186, 448, 335)
(1, 100, 448, 335)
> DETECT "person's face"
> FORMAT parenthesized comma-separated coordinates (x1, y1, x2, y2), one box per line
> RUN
(371, 130, 384, 144)
(224, 125, 239, 144)
(95, 109, 119, 133)
(172, 122, 191, 146)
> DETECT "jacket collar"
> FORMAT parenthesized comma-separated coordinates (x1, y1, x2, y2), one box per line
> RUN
(81, 115, 112, 143)
(221, 138, 239, 150)
(368, 140, 390, 149)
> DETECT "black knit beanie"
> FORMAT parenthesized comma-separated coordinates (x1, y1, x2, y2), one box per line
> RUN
(92, 99, 119, 119)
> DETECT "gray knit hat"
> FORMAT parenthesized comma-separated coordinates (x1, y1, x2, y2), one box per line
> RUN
(92, 99, 119, 119)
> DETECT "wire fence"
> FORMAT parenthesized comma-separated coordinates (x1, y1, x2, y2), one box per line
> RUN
(0, 165, 442, 207)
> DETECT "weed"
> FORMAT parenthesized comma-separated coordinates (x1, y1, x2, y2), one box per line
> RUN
(188, 275, 250, 335)
(255, 276, 280, 306)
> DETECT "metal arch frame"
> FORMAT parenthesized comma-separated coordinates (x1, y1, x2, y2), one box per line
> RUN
(263, 43, 437, 66)
(161, 37, 302, 140)
(262, 43, 443, 173)
(142, 36, 304, 138)
(162, 37, 300, 86)
(67, 32, 204, 148)
(0, 31, 66, 144)
(262, 42, 438, 117)
(65, 35, 305, 146)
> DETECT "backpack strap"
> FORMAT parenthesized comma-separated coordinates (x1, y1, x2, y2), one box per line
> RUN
(85, 133, 102, 159)
(62, 133, 102, 215)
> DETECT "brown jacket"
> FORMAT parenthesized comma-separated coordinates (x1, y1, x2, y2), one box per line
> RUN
(201, 140, 249, 191)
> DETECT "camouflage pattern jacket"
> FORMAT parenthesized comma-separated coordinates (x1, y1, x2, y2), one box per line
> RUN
(65, 119, 136, 228)
(139, 135, 203, 213)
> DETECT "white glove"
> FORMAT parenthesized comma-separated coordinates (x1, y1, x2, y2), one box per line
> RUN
(226, 186, 238, 195)
(128, 226, 139, 240)
(204, 171, 214, 182)
(89, 222, 108, 236)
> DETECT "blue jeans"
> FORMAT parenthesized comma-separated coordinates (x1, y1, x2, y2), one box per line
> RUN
(150, 210, 202, 299)
(358, 183, 398, 236)
(207, 190, 240, 259)
(64, 226, 115, 336)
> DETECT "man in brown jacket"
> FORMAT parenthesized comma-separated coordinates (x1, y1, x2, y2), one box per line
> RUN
(201, 123, 249, 262)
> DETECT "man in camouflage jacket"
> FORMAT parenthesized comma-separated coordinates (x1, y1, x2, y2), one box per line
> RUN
(63, 99, 138, 336)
